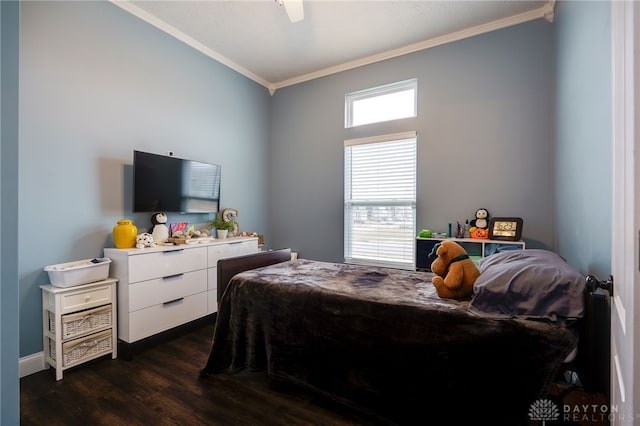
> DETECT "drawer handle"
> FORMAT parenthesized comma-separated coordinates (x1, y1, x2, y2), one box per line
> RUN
(163, 249, 184, 254)
(84, 295, 91, 302)
(163, 297, 184, 306)
(76, 340, 100, 358)
(228, 242, 243, 245)
(163, 273, 184, 280)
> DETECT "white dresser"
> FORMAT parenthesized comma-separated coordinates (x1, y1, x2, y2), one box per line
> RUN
(104, 237, 258, 345)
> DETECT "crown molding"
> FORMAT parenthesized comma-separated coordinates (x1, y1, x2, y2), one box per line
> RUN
(109, 1, 271, 89)
(111, 0, 556, 96)
(272, 2, 557, 93)
(543, 0, 557, 23)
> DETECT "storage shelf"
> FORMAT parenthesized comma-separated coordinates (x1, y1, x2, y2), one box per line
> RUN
(41, 278, 118, 380)
(415, 237, 525, 272)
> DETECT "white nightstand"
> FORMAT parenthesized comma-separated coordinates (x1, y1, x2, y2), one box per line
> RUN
(41, 278, 118, 380)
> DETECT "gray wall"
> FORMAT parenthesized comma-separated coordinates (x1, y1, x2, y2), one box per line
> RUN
(554, 0, 611, 277)
(18, 1, 271, 357)
(1, 1, 20, 423)
(269, 20, 555, 262)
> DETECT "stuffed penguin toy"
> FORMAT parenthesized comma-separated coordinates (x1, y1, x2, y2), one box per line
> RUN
(150, 212, 169, 243)
(470, 208, 490, 230)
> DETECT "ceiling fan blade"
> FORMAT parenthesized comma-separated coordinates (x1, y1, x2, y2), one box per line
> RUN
(282, 0, 304, 23)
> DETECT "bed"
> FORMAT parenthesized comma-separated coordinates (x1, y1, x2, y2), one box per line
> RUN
(200, 248, 609, 425)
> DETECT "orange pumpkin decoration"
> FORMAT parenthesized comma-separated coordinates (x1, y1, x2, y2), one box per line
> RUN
(470, 227, 489, 239)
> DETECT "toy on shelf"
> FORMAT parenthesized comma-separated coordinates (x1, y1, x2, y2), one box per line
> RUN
(170, 222, 188, 236)
(150, 212, 169, 244)
(470, 208, 490, 229)
(418, 229, 433, 238)
(469, 208, 490, 239)
(167, 224, 212, 244)
(136, 233, 156, 249)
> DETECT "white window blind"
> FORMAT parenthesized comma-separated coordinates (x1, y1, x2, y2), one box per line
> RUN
(344, 132, 416, 269)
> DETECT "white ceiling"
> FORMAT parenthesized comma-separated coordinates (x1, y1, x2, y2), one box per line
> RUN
(112, 0, 555, 93)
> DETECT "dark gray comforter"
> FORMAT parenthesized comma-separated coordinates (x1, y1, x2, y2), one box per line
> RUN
(201, 259, 578, 425)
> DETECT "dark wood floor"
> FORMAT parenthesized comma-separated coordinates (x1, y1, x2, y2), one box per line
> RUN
(20, 323, 382, 426)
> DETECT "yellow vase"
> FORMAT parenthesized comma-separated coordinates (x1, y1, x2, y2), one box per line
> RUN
(113, 219, 138, 249)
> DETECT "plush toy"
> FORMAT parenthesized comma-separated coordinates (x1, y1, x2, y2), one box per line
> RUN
(429, 240, 480, 299)
(136, 232, 156, 249)
(470, 208, 490, 230)
(469, 208, 490, 240)
(150, 212, 169, 243)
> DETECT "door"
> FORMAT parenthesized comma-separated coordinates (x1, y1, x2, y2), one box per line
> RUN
(610, 2, 638, 424)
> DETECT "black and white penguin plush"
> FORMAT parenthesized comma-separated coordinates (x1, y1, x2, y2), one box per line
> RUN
(150, 212, 169, 243)
(471, 208, 490, 230)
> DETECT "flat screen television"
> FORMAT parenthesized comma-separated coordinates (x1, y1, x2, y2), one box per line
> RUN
(133, 150, 221, 213)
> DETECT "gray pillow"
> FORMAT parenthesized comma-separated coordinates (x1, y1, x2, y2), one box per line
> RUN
(469, 249, 585, 323)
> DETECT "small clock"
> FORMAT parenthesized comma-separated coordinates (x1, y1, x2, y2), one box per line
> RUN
(488, 217, 524, 241)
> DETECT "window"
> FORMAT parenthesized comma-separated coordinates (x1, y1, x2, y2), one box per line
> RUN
(345, 79, 417, 128)
(344, 132, 416, 269)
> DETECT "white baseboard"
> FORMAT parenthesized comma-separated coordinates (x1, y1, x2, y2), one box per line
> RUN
(20, 352, 46, 378)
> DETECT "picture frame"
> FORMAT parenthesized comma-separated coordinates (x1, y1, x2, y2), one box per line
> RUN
(488, 217, 524, 241)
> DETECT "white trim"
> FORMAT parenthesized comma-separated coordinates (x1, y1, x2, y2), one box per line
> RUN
(614, 354, 626, 403)
(111, 0, 555, 95)
(610, 1, 638, 424)
(543, 0, 556, 23)
(344, 131, 416, 147)
(272, 3, 556, 92)
(108, 1, 273, 91)
(19, 352, 46, 378)
(613, 294, 626, 335)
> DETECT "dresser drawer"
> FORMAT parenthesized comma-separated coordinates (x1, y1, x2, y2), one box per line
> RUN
(128, 269, 207, 312)
(227, 240, 257, 257)
(128, 293, 208, 341)
(53, 329, 113, 368)
(207, 289, 217, 314)
(57, 285, 112, 314)
(53, 304, 112, 340)
(207, 268, 217, 292)
(207, 244, 231, 265)
(207, 240, 257, 265)
(128, 247, 207, 283)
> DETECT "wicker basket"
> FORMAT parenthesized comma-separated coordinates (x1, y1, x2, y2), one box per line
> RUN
(50, 329, 112, 367)
(50, 304, 112, 340)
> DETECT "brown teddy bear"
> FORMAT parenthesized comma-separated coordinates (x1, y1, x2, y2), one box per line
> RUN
(430, 240, 480, 299)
